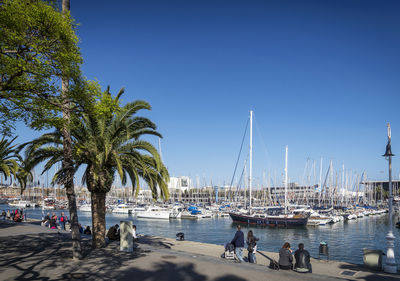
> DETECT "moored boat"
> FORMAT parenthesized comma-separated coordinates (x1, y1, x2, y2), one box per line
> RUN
(229, 208, 308, 227)
(136, 206, 171, 219)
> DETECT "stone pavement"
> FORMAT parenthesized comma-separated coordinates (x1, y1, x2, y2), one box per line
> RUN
(0, 220, 399, 281)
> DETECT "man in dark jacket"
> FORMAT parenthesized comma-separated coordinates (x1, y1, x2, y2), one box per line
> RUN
(231, 225, 245, 262)
(107, 224, 120, 241)
(294, 243, 312, 273)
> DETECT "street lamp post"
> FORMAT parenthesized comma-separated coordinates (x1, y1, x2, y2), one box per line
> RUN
(383, 123, 397, 273)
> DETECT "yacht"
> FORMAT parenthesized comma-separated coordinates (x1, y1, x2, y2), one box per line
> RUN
(169, 206, 182, 219)
(136, 206, 171, 219)
(307, 211, 333, 226)
(79, 204, 92, 212)
(43, 198, 56, 210)
(112, 204, 132, 214)
(229, 207, 308, 227)
(9, 200, 32, 208)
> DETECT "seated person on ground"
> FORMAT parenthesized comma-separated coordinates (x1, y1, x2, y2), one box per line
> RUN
(83, 226, 91, 235)
(49, 218, 57, 229)
(44, 213, 50, 221)
(107, 224, 120, 240)
(132, 225, 138, 242)
(13, 212, 22, 222)
(279, 242, 293, 270)
(294, 243, 312, 273)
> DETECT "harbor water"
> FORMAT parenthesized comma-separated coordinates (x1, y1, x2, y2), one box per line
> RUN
(3, 204, 400, 266)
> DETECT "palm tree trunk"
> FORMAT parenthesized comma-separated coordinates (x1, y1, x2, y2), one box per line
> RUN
(91, 191, 106, 248)
(61, 0, 81, 260)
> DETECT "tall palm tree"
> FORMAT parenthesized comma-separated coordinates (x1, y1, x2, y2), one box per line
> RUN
(0, 136, 20, 184)
(23, 88, 169, 248)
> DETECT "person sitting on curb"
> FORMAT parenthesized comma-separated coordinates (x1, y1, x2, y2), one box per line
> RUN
(78, 223, 84, 233)
(279, 242, 293, 270)
(294, 243, 312, 273)
(132, 225, 139, 242)
(231, 225, 245, 262)
(83, 226, 91, 235)
(49, 217, 57, 229)
(13, 212, 22, 222)
(107, 224, 120, 241)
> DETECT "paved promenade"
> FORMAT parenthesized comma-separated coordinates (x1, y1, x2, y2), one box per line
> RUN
(0, 220, 399, 281)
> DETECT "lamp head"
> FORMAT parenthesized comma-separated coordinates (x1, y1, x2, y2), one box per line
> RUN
(383, 123, 394, 157)
(383, 143, 394, 157)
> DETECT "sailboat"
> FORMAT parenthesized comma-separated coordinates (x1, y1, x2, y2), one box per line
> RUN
(229, 111, 308, 227)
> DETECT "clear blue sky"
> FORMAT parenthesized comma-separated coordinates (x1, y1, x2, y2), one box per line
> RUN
(17, 0, 400, 188)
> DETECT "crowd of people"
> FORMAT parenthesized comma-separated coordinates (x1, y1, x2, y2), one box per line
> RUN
(228, 225, 312, 273)
(40, 212, 92, 235)
(41, 212, 69, 230)
(1, 209, 26, 222)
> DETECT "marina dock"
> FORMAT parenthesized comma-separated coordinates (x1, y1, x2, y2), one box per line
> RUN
(0, 220, 398, 281)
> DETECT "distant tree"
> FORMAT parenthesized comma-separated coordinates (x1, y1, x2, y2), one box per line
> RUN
(376, 185, 382, 200)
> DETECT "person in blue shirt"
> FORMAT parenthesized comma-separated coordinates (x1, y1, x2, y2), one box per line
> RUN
(231, 225, 245, 262)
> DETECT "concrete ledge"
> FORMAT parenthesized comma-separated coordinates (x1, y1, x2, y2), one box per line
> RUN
(0, 220, 398, 281)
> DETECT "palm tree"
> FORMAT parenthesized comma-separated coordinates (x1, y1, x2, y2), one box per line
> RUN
(15, 159, 34, 192)
(0, 136, 20, 185)
(22, 87, 169, 248)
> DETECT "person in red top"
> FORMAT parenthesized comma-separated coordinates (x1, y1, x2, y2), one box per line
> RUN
(59, 212, 67, 230)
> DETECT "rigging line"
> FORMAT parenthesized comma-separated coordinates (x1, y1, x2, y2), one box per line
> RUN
(228, 117, 249, 201)
(234, 154, 249, 201)
(253, 113, 272, 171)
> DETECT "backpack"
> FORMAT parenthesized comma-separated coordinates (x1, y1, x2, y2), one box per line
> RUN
(269, 259, 279, 270)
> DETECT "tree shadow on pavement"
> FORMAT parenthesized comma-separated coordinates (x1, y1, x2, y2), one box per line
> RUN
(0, 233, 144, 281)
(138, 236, 174, 249)
(63, 259, 247, 281)
(0, 221, 18, 229)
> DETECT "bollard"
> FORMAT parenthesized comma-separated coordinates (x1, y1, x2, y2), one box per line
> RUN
(120, 221, 133, 252)
(319, 242, 329, 260)
(363, 249, 383, 271)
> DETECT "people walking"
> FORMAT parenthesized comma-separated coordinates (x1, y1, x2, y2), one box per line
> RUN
(246, 230, 259, 263)
(231, 225, 245, 262)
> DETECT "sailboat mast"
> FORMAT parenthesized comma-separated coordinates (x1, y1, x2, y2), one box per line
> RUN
(249, 110, 253, 212)
(284, 145, 288, 214)
(319, 157, 323, 207)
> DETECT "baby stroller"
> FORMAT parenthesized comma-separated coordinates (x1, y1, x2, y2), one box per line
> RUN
(221, 243, 236, 260)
